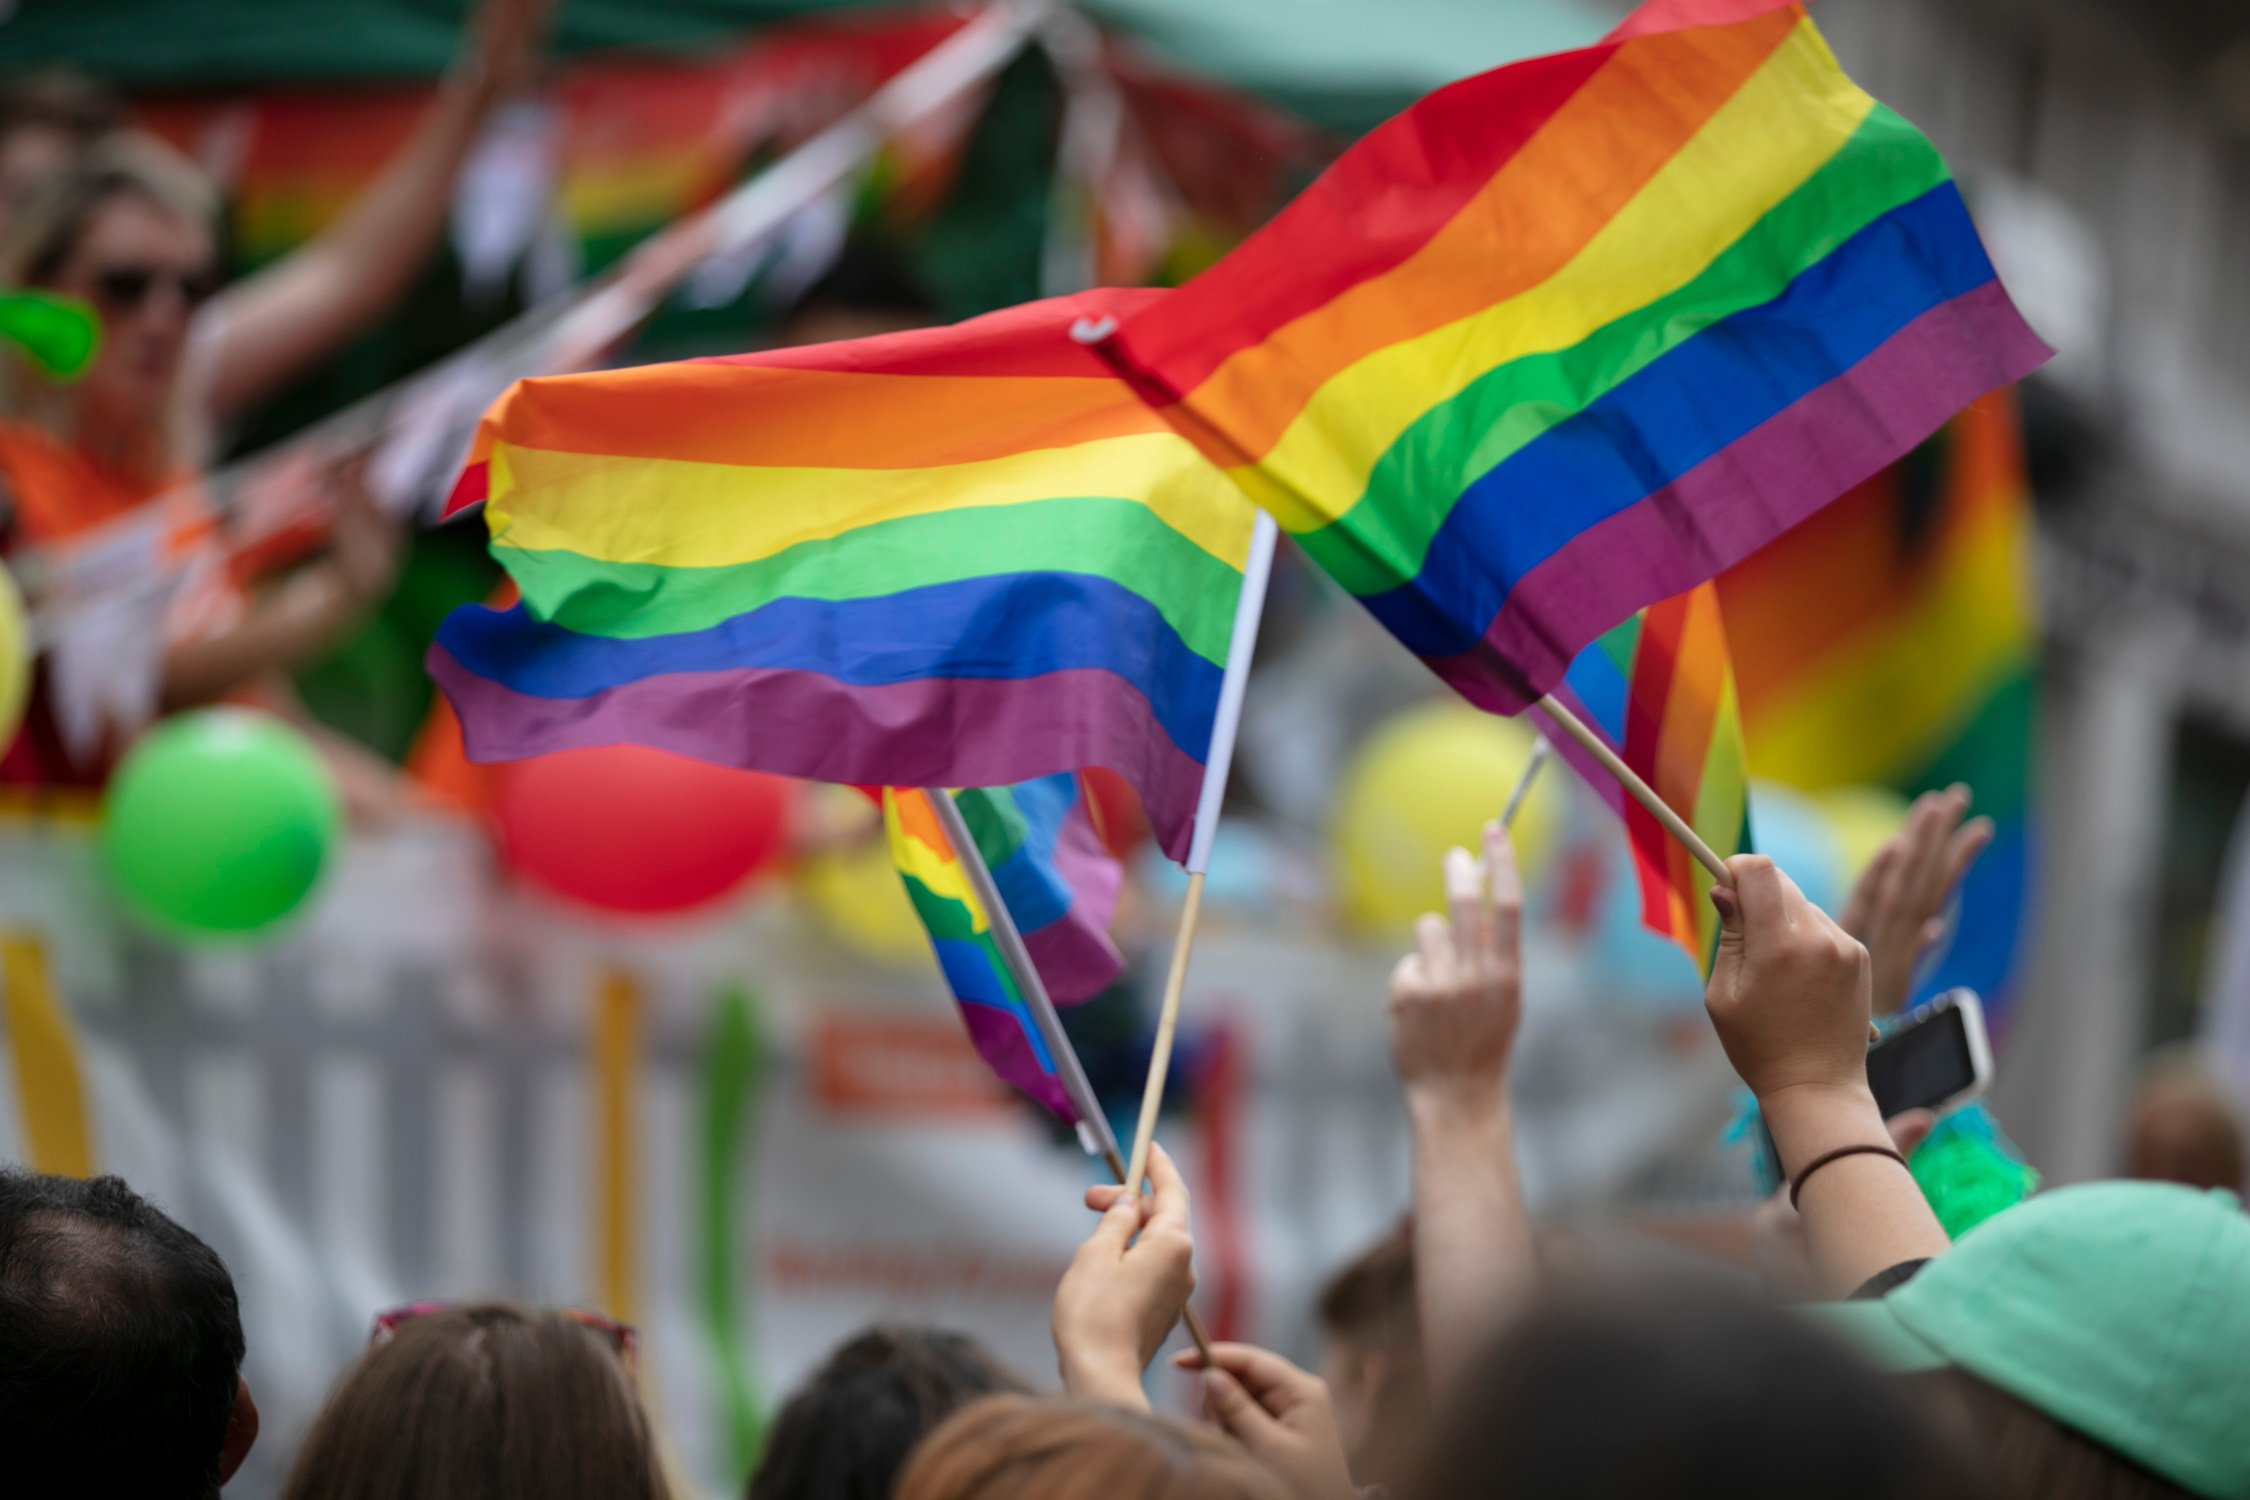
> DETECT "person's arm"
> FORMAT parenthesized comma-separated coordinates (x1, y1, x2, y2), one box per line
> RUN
(1050, 1143, 1198, 1412)
(1387, 821, 1534, 1394)
(1173, 1342, 1358, 1500)
(1838, 784, 1993, 1018)
(1705, 856, 1951, 1296)
(200, 0, 554, 421)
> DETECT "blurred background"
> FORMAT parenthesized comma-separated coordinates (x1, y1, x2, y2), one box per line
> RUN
(2, 1, 2248, 1495)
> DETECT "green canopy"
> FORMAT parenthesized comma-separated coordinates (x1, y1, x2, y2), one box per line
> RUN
(0, 0, 1609, 131)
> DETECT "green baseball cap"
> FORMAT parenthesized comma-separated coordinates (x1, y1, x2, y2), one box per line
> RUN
(1819, 1180, 2250, 1499)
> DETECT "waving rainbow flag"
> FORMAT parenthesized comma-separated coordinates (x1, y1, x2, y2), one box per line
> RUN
(884, 782, 1114, 1121)
(428, 290, 1258, 861)
(1550, 583, 1750, 973)
(1093, 0, 2048, 719)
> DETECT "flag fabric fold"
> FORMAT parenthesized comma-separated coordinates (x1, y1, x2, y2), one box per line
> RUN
(1093, 0, 2049, 719)
(428, 289, 1259, 862)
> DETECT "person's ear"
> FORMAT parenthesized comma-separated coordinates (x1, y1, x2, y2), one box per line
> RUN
(218, 1376, 259, 1485)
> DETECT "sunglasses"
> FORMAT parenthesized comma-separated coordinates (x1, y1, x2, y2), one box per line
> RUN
(92, 263, 218, 313)
(369, 1302, 639, 1371)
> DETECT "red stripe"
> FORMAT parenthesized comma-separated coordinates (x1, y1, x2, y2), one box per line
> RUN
(1622, 602, 1686, 938)
(443, 459, 490, 519)
(704, 287, 1167, 378)
(1607, 0, 1803, 41)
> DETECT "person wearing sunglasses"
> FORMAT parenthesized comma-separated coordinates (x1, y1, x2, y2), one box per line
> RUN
(0, 0, 551, 792)
(281, 1301, 671, 1500)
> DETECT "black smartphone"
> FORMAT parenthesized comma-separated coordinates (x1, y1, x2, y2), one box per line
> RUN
(1756, 989, 1991, 1187)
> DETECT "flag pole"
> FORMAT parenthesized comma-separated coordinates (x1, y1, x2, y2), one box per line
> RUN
(927, 789, 1218, 1365)
(1123, 511, 1280, 1200)
(1499, 737, 1551, 830)
(1534, 693, 1732, 885)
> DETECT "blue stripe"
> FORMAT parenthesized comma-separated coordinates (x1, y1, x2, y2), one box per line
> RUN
(986, 776, 1077, 936)
(434, 572, 1225, 761)
(933, 938, 1058, 1074)
(1361, 184, 2003, 656)
(1562, 640, 1630, 746)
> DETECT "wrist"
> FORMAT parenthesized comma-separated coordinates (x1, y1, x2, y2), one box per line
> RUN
(1058, 1349, 1147, 1410)
(1404, 1076, 1510, 1134)
(1757, 1081, 1886, 1176)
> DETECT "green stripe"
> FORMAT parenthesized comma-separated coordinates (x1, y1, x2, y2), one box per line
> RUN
(1297, 107, 1950, 597)
(496, 495, 1245, 667)
(1596, 615, 1640, 679)
(699, 986, 765, 1488)
(958, 785, 1031, 869)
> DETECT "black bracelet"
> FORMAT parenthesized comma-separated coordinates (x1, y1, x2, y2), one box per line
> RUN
(1788, 1143, 1909, 1209)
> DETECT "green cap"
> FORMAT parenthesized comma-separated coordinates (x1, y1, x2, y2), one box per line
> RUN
(1820, 1181, 2250, 1499)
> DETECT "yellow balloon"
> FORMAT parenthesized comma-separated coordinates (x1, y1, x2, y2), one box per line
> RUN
(1815, 784, 1913, 890)
(1332, 701, 1564, 937)
(0, 564, 27, 747)
(796, 789, 934, 970)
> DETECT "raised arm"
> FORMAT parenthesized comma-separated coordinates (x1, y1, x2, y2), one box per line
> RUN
(1706, 855, 1951, 1296)
(1838, 784, 1993, 1018)
(200, 0, 554, 421)
(1388, 821, 1535, 1394)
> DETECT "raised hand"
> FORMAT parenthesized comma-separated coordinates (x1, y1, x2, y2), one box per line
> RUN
(1706, 854, 1874, 1109)
(1386, 820, 1524, 1119)
(1174, 1342, 1359, 1500)
(1051, 1143, 1196, 1411)
(1838, 785, 1993, 1017)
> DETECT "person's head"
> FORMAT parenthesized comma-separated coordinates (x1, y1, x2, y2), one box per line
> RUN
(1314, 1224, 1425, 1486)
(280, 1301, 669, 1500)
(0, 132, 217, 466)
(0, 1170, 254, 1499)
(1418, 1277, 1981, 1500)
(1825, 1179, 2250, 1500)
(2126, 1050, 2245, 1193)
(0, 70, 119, 231)
(749, 1325, 1028, 1500)
(895, 1394, 1290, 1500)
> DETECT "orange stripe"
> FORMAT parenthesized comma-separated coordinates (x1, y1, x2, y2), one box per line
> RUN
(890, 788, 955, 860)
(1176, 10, 1798, 462)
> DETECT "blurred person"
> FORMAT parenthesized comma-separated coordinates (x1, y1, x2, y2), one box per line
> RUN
(748, 1325, 1029, 1500)
(281, 1300, 669, 1500)
(895, 1395, 1291, 1500)
(1311, 1225, 1426, 1489)
(0, 68, 119, 233)
(1828, 1179, 2250, 1500)
(0, 1169, 258, 1498)
(1842, 783, 1993, 1018)
(0, 0, 550, 787)
(2125, 1048, 2245, 1193)
(1414, 1277, 1986, 1500)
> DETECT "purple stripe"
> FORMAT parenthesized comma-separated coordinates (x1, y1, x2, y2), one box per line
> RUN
(1536, 691, 1627, 821)
(959, 1002, 1076, 1121)
(1426, 283, 2050, 712)
(429, 649, 1208, 862)
(1023, 800, 1126, 1005)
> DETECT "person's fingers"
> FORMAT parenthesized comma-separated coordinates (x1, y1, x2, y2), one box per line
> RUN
(1723, 854, 1787, 936)
(1443, 846, 1488, 963)
(1080, 1191, 1147, 1257)
(1839, 841, 1895, 939)
(1413, 912, 1451, 977)
(1141, 1142, 1193, 1238)
(1936, 816, 1994, 903)
(1483, 820, 1523, 961)
(1897, 787, 1963, 905)
(1201, 1367, 1284, 1444)
(1885, 1108, 1937, 1158)
(1185, 1342, 1315, 1409)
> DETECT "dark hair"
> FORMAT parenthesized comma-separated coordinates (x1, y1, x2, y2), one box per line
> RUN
(749, 1325, 1028, 1500)
(1910, 1369, 2197, 1500)
(896, 1395, 1289, 1500)
(0, 1170, 247, 1500)
(281, 1302, 669, 1500)
(1417, 1278, 1983, 1500)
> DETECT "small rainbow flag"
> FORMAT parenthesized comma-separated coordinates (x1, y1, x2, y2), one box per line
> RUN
(1550, 582, 1750, 973)
(428, 290, 1259, 861)
(1093, 0, 2049, 718)
(884, 782, 1115, 1121)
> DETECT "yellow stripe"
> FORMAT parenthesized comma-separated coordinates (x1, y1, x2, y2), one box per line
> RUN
(1227, 20, 1875, 531)
(488, 430, 1254, 573)
(592, 967, 641, 1325)
(881, 792, 990, 933)
(1745, 502, 2032, 787)
(1688, 672, 1748, 964)
(3, 933, 96, 1177)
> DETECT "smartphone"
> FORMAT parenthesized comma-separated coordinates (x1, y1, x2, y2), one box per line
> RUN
(1755, 989, 1992, 1188)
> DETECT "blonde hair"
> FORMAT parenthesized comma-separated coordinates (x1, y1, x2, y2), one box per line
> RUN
(0, 132, 216, 480)
(895, 1396, 1288, 1500)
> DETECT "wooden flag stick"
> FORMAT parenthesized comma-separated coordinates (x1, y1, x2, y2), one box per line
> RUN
(1535, 693, 1733, 886)
(929, 790, 1217, 1365)
(1123, 870, 1206, 1198)
(1500, 737, 1552, 830)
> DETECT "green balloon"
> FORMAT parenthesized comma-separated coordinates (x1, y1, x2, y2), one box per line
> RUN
(101, 709, 341, 940)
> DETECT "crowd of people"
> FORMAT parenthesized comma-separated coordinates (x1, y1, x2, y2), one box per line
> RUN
(4, 791, 2245, 1499)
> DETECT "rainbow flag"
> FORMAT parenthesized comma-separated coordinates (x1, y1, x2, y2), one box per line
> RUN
(1551, 583, 1750, 973)
(884, 783, 1110, 1121)
(930, 774, 1123, 1007)
(1718, 389, 2035, 1017)
(428, 290, 1259, 861)
(1093, 0, 2049, 718)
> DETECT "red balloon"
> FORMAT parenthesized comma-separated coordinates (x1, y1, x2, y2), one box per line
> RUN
(493, 746, 793, 915)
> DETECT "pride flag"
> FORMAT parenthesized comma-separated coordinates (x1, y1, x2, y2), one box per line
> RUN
(1551, 583, 1750, 973)
(1093, 0, 2049, 719)
(1718, 389, 2036, 1017)
(884, 782, 1117, 1122)
(428, 290, 1259, 861)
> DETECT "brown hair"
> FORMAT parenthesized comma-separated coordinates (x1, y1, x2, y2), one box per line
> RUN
(279, 1303, 670, 1500)
(1912, 1369, 2198, 1500)
(895, 1395, 1288, 1500)
(1317, 1223, 1417, 1354)
(0, 69, 121, 147)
